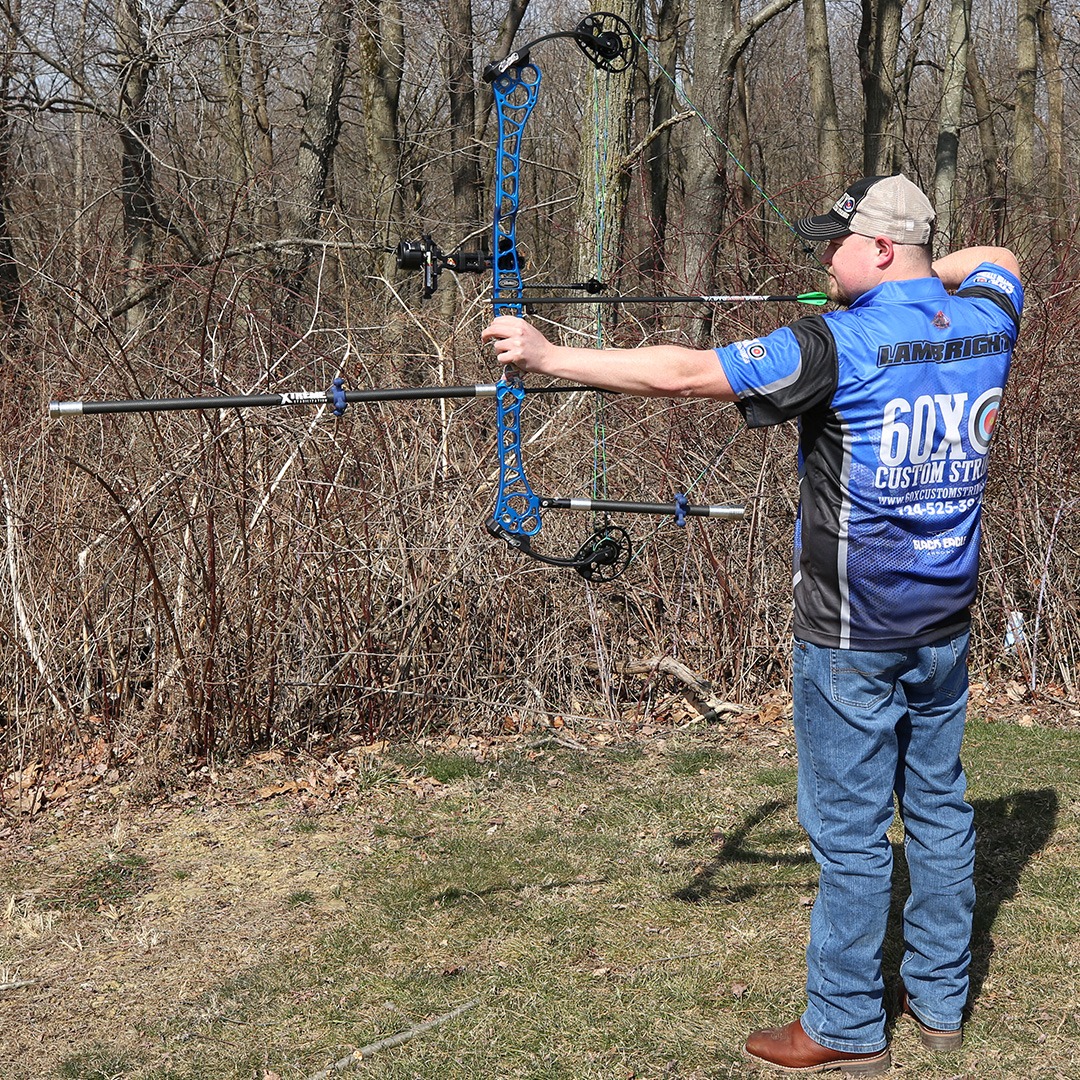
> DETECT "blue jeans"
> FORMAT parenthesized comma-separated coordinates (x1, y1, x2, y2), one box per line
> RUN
(792, 632, 975, 1053)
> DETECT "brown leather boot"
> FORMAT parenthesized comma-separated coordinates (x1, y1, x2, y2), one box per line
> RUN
(900, 991, 963, 1050)
(743, 1018, 891, 1075)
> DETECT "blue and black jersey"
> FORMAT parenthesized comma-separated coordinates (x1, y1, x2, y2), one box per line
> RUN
(716, 264, 1023, 650)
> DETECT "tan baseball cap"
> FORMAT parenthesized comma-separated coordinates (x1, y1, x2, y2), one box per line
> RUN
(795, 175, 935, 245)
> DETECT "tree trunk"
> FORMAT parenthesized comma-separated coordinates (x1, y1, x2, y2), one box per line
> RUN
(965, 44, 1006, 244)
(246, 0, 280, 238)
(802, 0, 842, 182)
(858, 0, 902, 175)
(356, 0, 404, 277)
(282, 0, 353, 308)
(575, 0, 642, 307)
(0, 14, 23, 339)
(1011, 0, 1037, 213)
(215, 0, 252, 196)
(679, 0, 798, 339)
(1036, 0, 1065, 247)
(643, 0, 683, 298)
(932, 0, 970, 254)
(679, 0, 735, 305)
(895, 0, 929, 165)
(115, 0, 159, 335)
(446, 0, 481, 239)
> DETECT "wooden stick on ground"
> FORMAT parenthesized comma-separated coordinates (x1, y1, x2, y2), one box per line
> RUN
(305, 997, 481, 1080)
(589, 655, 745, 723)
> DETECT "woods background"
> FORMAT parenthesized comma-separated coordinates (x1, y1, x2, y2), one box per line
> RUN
(0, 0, 1076, 779)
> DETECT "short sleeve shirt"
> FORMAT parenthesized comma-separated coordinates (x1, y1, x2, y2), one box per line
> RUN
(715, 265, 1023, 649)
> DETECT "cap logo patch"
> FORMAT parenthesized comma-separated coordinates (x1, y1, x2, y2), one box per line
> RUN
(834, 194, 857, 217)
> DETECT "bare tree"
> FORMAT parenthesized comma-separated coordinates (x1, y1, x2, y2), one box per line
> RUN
(895, 0, 929, 166)
(356, 0, 404, 275)
(932, 0, 970, 252)
(575, 0, 643, 294)
(215, 0, 252, 196)
(1011, 0, 1037, 218)
(641, 0, 684, 296)
(0, 10, 23, 338)
(858, 0, 902, 175)
(115, 0, 190, 334)
(445, 0, 481, 238)
(1036, 0, 1065, 247)
(965, 42, 1006, 244)
(678, 0, 798, 334)
(802, 0, 842, 182)
(281, 0, 354, 307)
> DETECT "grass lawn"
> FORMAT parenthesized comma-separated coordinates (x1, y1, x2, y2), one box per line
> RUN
(2, 707, 1077, 1079)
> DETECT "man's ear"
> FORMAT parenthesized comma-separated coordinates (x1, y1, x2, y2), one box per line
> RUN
(874, 235, 895, 267)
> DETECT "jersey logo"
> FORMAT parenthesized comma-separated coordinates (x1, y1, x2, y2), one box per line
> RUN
(734, 339, 767, 363)
(876, 331, 1010, 367)
(969, 388, 1001, 453)
(971, 270, 1016, 295)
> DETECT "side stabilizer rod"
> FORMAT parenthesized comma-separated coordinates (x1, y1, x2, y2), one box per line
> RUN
(539, 497, 745, 519)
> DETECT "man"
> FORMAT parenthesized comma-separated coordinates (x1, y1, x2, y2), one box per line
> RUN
(482, 174, 1022, 1075)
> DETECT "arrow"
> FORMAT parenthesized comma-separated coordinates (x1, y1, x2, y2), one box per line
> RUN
(519, 290, 829, 308)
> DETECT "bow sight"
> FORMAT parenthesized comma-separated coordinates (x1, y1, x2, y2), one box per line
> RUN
(395, 235, 491, 299)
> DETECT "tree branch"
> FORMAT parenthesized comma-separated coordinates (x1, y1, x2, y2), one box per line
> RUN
(305, 998, 480, 1080)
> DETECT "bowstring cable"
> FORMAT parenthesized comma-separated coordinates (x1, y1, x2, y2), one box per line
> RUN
(590, 61, 613, 511)
(628, 27, 806, 244)
(586, 59, 618, 723)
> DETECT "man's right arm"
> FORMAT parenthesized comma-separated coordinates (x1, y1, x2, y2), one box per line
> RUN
(932, 246, 1021, 289)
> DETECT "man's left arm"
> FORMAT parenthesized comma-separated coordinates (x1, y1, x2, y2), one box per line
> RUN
(481, 315, 737, 400)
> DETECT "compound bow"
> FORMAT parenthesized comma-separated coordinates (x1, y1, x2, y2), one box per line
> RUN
(405, 12, 744, 581)
(51, 13, 749, 584)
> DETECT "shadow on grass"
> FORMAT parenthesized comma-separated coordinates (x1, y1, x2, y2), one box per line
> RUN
(882, 788, 1058, 1015)
(672, 798, 815, 903)
(432, 877, 608, 906)
(968, 788, 1058, 1005)
(676, 787, 1058, 1011)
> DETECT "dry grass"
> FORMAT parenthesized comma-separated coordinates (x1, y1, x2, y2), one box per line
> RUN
(1, 707, 1077, 1080)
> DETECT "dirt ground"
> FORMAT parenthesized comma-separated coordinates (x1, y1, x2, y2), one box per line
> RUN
(2, 678, 1075, 1078)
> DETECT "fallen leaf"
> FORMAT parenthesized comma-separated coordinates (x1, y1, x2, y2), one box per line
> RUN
(255, 780, 301, 799)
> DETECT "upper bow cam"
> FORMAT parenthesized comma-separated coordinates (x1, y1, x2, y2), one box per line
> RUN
(481, 11, 637, 84)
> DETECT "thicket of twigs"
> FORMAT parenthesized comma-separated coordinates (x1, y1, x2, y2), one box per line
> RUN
(2, 219, 1078, 780)
(1, 0, 1078, 777)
